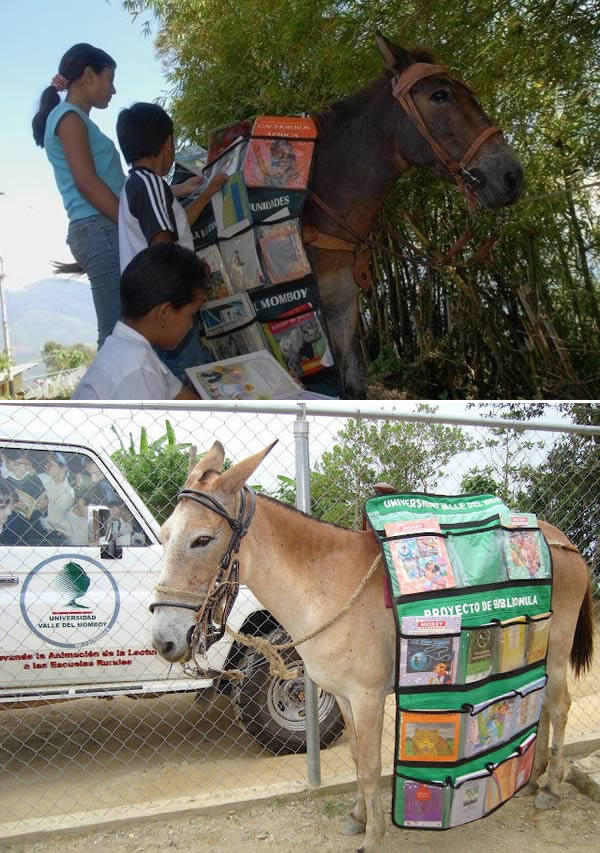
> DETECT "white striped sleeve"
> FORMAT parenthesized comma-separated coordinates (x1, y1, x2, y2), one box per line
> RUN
(126, 170, 178, 242)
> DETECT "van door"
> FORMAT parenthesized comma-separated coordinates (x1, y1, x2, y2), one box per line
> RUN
(0, 442, 181, 694)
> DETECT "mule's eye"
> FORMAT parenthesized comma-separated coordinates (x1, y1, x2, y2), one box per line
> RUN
(431, 89, 451, 103)
(191, 535, 213, 549)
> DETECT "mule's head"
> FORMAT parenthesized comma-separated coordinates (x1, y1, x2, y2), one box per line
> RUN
(151, 440, 273, 664)
(376, 33, 523, 208)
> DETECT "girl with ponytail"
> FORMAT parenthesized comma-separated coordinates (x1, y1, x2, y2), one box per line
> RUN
(32, 44, 125, 347)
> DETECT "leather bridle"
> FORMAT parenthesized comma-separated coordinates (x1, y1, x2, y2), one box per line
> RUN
(391, 62, 501, 200)
(150, 485, 256, 655)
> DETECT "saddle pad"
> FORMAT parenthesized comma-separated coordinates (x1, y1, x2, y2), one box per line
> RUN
(364, 492, 553, 830)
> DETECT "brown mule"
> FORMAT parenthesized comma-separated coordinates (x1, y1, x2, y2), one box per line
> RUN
(151, 443, 591, 851)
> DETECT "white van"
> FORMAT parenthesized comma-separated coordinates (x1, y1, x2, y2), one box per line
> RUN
(0, 439, 343, 754)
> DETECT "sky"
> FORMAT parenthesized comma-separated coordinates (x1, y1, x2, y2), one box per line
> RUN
(0, 0, 167, 298)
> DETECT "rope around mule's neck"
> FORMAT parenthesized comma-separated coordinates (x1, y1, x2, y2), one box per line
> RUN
(224, 551, 383, 679)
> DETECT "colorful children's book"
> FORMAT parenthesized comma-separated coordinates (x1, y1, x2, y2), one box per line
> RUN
(500, 512, 550, 580)
(258, 219, 312, 283)
(497, 616, 527, 673)
(207, 119, 253, 164)
(463, 625, 497, 683)
(515, 677, 546, 730)
(400, 711, 461, 762)
(243, 138, 314, 189)
(219, 231, 265, 292)
(449, 770, 489, 826)
(185, 351, 303, 400)
(526, 612, 552, 665)
(402, 780, 446, 828)
(212, 172, 252, 238)
(199, 293, 267, 361)
(486, 755, 519, 810)
(515, 734, 536, 790)
(384, 518, 457, 595)
(464, 692, 516, 757)
(195, 245, 233, 301)
(399, 615, 461, 687)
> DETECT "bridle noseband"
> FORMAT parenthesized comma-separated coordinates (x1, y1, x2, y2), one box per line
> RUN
(150, 485, 256, 655)
(392, 62, 501, 200)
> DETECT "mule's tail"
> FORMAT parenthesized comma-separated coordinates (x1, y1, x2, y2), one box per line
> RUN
(52, 260, 85, 276)
(570, 578, 594, 678)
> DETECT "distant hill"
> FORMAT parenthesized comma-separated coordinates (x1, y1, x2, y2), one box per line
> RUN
(5, 279, 97, 366)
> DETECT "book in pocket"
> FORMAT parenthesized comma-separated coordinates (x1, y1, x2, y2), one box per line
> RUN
(401, 779, 448, 827)
(384, 518, 457, 595)
(399, 615, 461, 687)
(399, 711, 462, 762)
(464, 692, 517, 757)
(449, 769, 489, 826)
(462, 624, 497, 683)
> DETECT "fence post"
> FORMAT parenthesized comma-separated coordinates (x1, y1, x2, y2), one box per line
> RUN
(294, 403, 321, 787)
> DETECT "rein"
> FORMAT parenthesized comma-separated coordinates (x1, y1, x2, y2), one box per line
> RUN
(150, 485, 256, 658)
(305, 63, 502, 286)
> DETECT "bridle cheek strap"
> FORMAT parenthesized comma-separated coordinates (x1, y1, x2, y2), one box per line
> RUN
(392, 63, 501, 198)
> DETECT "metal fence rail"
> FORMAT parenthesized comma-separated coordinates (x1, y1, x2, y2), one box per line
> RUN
(0, 401, 597, 837)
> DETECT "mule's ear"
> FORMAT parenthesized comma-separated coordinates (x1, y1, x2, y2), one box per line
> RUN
(375, 32, 414, 72)
(186, 441, 225, 485)
(217, 441, 278, 496)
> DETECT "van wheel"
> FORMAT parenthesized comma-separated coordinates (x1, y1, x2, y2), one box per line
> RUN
(231, 628, 345, 755)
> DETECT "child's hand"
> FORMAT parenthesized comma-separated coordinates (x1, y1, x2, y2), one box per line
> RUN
(206, 172, 228, 194)
(172, 175, 205, 197)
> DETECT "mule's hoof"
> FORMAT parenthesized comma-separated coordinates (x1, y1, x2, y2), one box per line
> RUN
(515, 781, 538, 798)
(341, 813, 366, 836)
(535, 788, 559, 810)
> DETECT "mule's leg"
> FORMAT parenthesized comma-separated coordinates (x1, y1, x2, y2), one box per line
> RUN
(535, 663, 571, 810)
(335, 695, 366, 836)
(516, 702, 549, 796)
(350, 689, 386, 853)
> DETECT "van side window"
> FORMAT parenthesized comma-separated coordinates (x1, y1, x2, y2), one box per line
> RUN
(0, 448, 149, 547)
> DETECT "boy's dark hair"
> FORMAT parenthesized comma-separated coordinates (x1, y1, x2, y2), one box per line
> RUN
(116, 102, 174, 164)
(120, 243, 210, 319)
(32, 43, 116, 147)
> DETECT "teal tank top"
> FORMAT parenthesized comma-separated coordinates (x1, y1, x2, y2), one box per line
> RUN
(44, 102, 125, 222)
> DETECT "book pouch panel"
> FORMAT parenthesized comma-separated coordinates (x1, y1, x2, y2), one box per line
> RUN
(399, 634, 461, 687)
(514, 678, 546, 731)
(384, 521, 459, 596)
(526, 613, 552, 665)
(496, 619, 527, 673)
(243, 138, 314, 189)
(515, 734, 536, 790)
(446, 529, 505, 586)
(448, 772, 489, 827)
(485, 753, 519, 811)
(501, 528, 552, 581)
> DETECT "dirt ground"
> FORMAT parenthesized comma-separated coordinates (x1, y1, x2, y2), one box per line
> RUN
(1, 778, 598, 853)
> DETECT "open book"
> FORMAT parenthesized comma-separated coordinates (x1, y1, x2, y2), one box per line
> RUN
(185, 351, 304, 400)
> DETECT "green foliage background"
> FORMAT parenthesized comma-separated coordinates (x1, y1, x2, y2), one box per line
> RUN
(125, 0, 600, 398)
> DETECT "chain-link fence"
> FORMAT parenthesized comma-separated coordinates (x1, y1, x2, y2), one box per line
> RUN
(0, 401, 598, 839)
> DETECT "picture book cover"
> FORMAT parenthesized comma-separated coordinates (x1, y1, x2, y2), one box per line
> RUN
(258, 219, 312, 283)
(497, 616, 527, 673)
(526, 613, 552, 665)
(207, 119, 253, 164)
(204, 138, 248, 184)
(384, 518, 457, 595)
(449, 771, 489, 826)
(486, 755, 519, 810)
(243, 138, 314, 189)
(212, 172, 252, 238)
(463, 626, 497, 683)
(195, 245, 233, 301)
(502, 528, 550, 580)
(515, 734, 536, 790)
(399, 616, 461, 687)
(185, 351, 303, 401)
(264, 306, 333, 379)
(199, 293, 266, 361)
(220, 231, 266, 292)
(515, 677, 546, 730)
(401, 780, 446, 828)
(400, 711, 461, 762)
(252, 115, 318, 139)
(464, 693, 516, 757)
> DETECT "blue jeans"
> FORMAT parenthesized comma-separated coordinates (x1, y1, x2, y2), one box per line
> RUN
(155, 324, 213, 383)
(67, 215, 121, 348)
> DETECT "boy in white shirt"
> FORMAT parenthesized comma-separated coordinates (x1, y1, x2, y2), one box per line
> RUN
(116, 102, 226, 379)
(72, 243, 208, 400)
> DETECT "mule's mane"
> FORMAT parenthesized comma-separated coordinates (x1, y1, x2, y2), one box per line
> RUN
(258, 492, 353, 533)
(314, 46, 437, 140)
